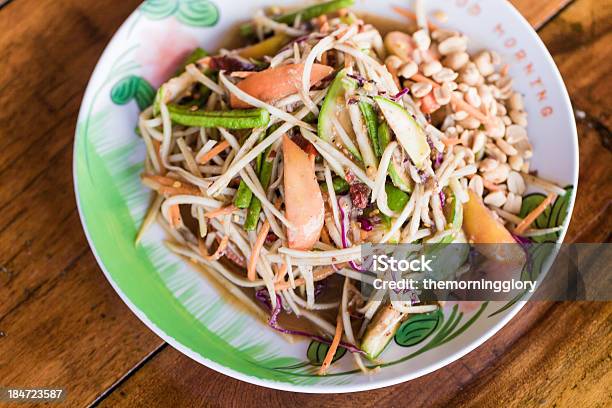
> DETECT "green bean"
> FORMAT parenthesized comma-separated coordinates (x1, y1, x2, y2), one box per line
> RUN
(244, 124, 281, 231)
(167, 105, 270, 129)
(234, 124, 280, 210)
(234, 181, 253, 209)
(244, 150, 273, 231)
(385, 183, 409, 212)
(320, 176, 349, 194)
(240, 0, 355, 37)
(359, 102, 381, 158)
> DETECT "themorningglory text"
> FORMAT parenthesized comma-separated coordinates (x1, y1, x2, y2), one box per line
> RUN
(372, 278, 536, 294)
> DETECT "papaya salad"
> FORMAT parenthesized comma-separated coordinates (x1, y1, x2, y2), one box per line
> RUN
(136, 0, 568, 374)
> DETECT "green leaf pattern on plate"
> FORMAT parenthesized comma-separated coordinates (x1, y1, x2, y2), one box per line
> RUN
(177, 0, 220, 27)
(307, 341, 347, 366)
(395, 310, 441, 347)
(140, 0, 178, 20)
(519, 186, 573, 242)
(110, 75, 155, 110)
(140, 0, 219, 27)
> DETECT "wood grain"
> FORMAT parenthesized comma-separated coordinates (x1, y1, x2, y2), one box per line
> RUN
(449, 302, 612, 408)
(537, 0, 612, 243)
(538, 0, 612, 130)
(0, 0, 609, 407)
(511, 0, 573, 29)
(0, 0, 163, 405)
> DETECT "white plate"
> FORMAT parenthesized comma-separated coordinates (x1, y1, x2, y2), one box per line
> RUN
(73, 0, 578, 393)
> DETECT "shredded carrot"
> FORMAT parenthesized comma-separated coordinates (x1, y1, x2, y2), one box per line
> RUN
(204, 204, 238, 219)
(217, 236, 246, 267)
(451, 94, 494, 125)
(158, 186, 200, 196)
(168, 204, 182, 228)
(198, 140, 230, 165)
(318, 314, 343, 375)
(152, 139, 165, 175)
(248, 220, 270, 281)
(142, 175, 193, 188)
(198, 236, 229, 261)
(514, 193, 557, 234)
(142, 175, 200, 196)
(392, 6, 438, 31)
(142, 174, 174, 186)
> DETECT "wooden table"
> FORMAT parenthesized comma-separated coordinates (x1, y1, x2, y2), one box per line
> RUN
(0, 0, 610, 406)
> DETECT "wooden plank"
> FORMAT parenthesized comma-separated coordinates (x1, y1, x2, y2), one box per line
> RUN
(564, 119, 612, 243)
(0, 252, 163, 407)
(0, 0, 138, 320)
(536, 0, 612, 243)
(510, 0, 573, 29)
(538, 0, 612, 129)
(0, 0, 139, 207)
(448, 302, 612, 407)
(0, 0, 163, 405)
(97, 303, 556, 408)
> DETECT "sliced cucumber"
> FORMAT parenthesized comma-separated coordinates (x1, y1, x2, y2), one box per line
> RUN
(361, 304, 406, 360)
(427, 188, 465, 245)
(374, 97, 431, 169)
(318, 69, 362, 160)
(442, 187, 463, 233)
(359, 101, 381, 157)
(378, 122, 413, 192)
